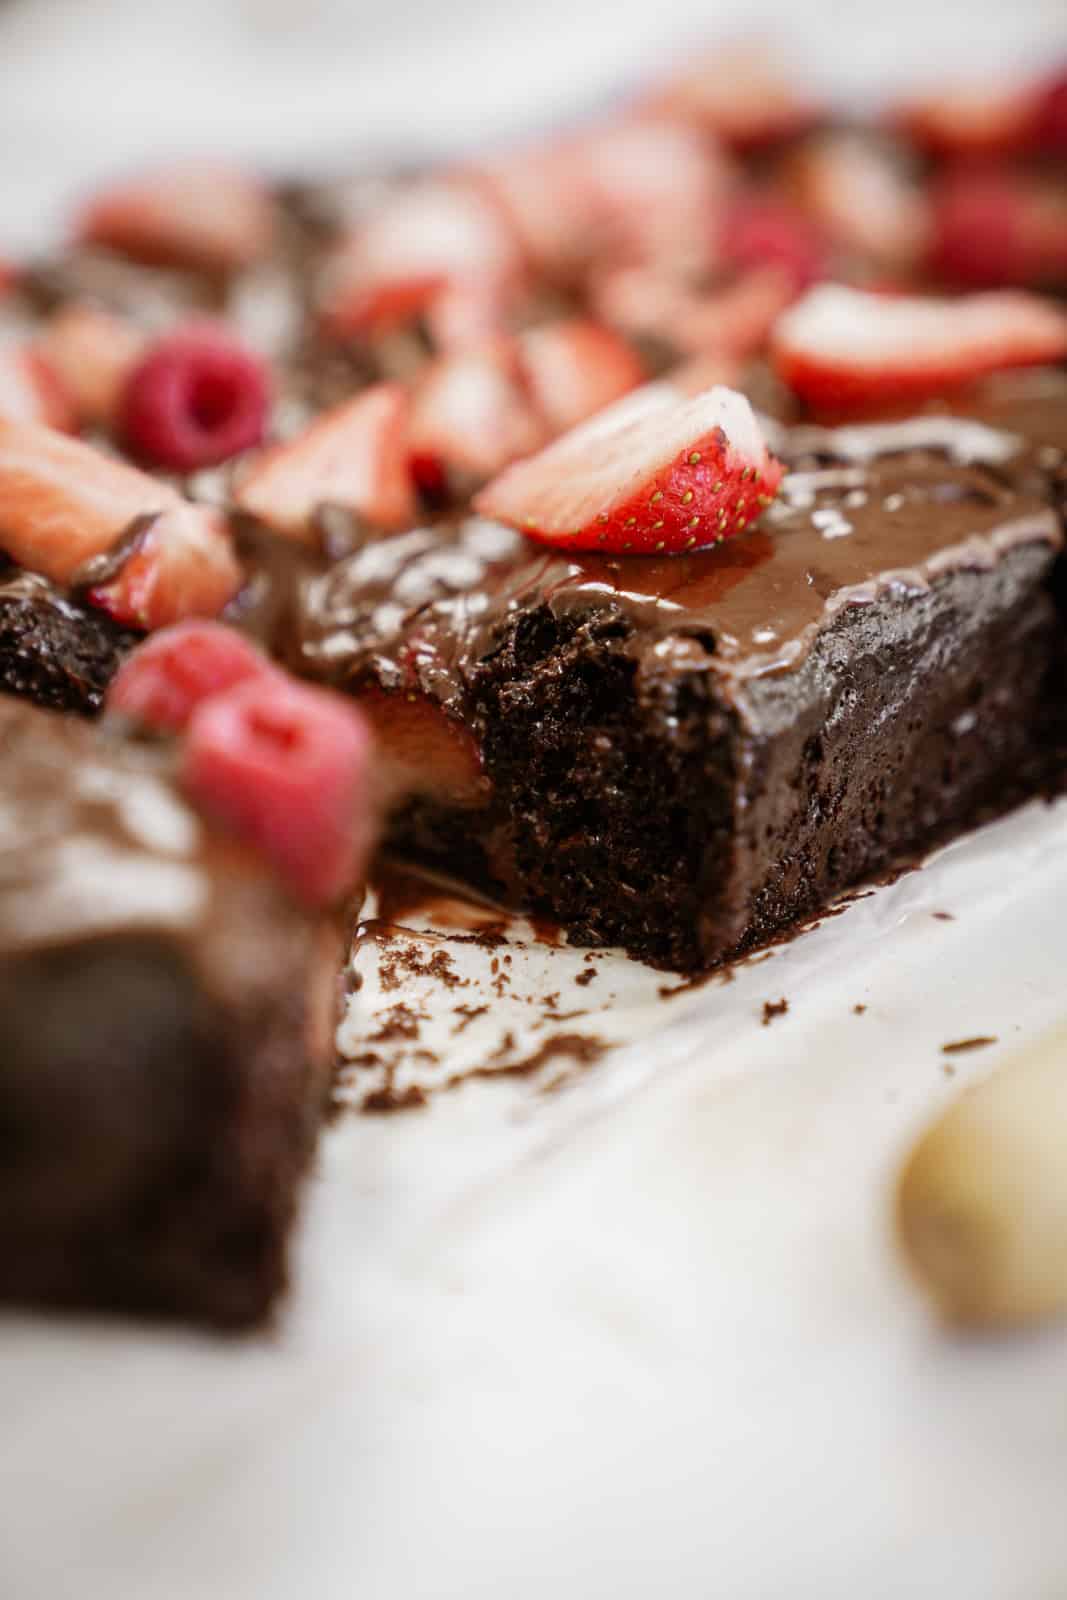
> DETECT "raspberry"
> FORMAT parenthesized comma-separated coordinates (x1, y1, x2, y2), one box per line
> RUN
(182, 677, 374, 906)
(120, 327, 271, 471)
(107, 621, 276, 731)
(720, 198, 828, 292)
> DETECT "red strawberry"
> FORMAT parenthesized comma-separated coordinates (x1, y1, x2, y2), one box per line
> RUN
(182, 676, 375, 907)
(929, 169, 1067, 289)
(570, 117, 728, 274)
(646, 42, 817, 151)
(120, 325, 272, 471)
(474, 383, 782, 554)
(0, 418, 241, 628)
(784, 134, 930, 272)
(593, 263, 794, 359)
(34, 304, 146, 429)
(423, 273, 515, 352)
(235, 382, 416, 539)
(0, 260, 16, 298)
(719, 195, 829, 292)
(316, 179, 524, 339)
(407, 338, 546, 488)
(1036, 68, 1067, 153)
(516, 319, 644, 435)
(471, 146, 592, 280)
(77, 165, 275, 274)
(894, 76, 1038, 160)
(0, 347, 76, 431)
(108, 620, 277, 731)
(771, 283, 1067, 411)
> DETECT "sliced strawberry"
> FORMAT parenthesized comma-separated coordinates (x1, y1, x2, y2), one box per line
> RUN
(407, 338, 546, 488)
(771, 283, 1067, 411)
(0, 347, 76, 431)
(470, 146, 592, 280)
(234, 382, 416, 538)
(571, 117, 728, 275)
(355, 685, 485, 807)
(1036, 68, 1067, 153)
(0, 418, 240, 628)
(77, 165, 275, 274)
(516, 319, 644, 435)
(719, 195, 829, 292)
(894, 75, 1038, 159)
(594, 263, 794, 359)
(929, 169, 1067, 289)
(108, 620, 276, 731)
(0, 260, 16, 298)
(784, 134, 930, 272)
(182, 676, 375, 907)
(474, 384, 782, 554)
(422, 273, 516, 353)
(316, 178, 525, 339)
(647, 42, 817, 151)
(34, 304, 146, 429)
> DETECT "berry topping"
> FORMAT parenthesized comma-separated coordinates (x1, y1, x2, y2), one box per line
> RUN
(0, 347, 76, 431)
(182, 676, 374, 907)
(234, 382, 415, 539)
(516, 318, 644, 435)
(646, 41, 817, 151)
(1036, 68, 1067, 152)
(474, 383, 782, 554)
(108, 621, 276, 732)
(783, 134, 930, 272)
(719, 196, 829, 291)
(120, 326, 271, 471)
(316, 179, 524, 338)
(929, 170, 1067, 290)
(594, 262, 795, 359)
(894, 75, 1038, 159)
(407, 339, 545, 490)
(772, 283, 1067, 410)
(0, 418, 241, 628)
(77, 165, 275, 274)
(35, 304, 146, 429)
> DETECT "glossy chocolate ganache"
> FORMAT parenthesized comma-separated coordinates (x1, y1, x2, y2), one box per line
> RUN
(289, 403, 1063, 719)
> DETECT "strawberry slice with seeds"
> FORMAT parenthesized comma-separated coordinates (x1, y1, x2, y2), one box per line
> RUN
(108, 620, 277, 731)
(0, 418, 240, 628)
(407, 339, 546, 488)
(316, 179, 524, 339)
(474, 384, 782, 554)
(0, 347, 76, 431)
(34, 303, 146, 429)
(772, 283, 1067, 411)
(77, 165, 275, 274)
(182, 676, 375, 907)
(234, 382, 416, 539)
(516, 319, 644, 435)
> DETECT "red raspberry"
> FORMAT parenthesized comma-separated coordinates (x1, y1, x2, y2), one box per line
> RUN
(120, 326, 271, 471)
(182, 676, 375, 906)
(107, 620, 276, 732)
(720, 198, 828, 292)
(1036, 71, 1067, 153)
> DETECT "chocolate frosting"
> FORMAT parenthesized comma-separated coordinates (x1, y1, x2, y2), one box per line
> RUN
(289, 405, 1062, 719)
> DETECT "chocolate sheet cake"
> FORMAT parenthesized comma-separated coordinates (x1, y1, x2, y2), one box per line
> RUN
(0, 700, 339, 1328)
(285, 410, 1064, 970)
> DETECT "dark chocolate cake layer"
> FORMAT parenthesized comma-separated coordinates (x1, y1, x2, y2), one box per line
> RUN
(0, 701, 338, 1329)
(283, 416, 1063, 970)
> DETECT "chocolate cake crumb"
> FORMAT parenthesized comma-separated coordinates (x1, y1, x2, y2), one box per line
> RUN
(362, 1082, 429, 1114)
(941, 1035, 997, 1055)
(575, 968, 597, 987)
(445, 1031, 607, 1091)
(932, 911, 956, 922)
(762, 997, 789, 1025)
(853, 1003, 867, 1015)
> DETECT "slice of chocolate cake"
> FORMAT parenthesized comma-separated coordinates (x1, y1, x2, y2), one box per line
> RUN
(0, 568, 136, 714)
(0, 699, 341, 1329)
(281, 419, 1062, 971)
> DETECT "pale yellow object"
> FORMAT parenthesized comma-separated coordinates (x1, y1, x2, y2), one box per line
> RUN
(898, 1024, 1067, 1328)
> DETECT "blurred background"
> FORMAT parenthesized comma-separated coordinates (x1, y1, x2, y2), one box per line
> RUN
(0, 0, 1064, 249)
